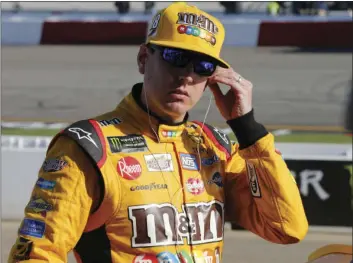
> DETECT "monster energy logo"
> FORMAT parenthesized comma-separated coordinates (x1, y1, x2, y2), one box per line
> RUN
(107, 135, 147, 153)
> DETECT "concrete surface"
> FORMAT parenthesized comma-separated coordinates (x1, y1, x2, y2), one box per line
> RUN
(2, 46, 352, 129)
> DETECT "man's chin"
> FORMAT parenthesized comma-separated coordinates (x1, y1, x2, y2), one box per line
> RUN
(165, 101, 190, 115)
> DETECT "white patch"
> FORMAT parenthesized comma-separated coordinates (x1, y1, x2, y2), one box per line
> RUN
(246, 162, 261, 197)
(144, 154, 174, 172)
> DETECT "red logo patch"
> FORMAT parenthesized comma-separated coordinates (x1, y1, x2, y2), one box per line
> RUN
(186, 178, 205, 195)
(117, 157, 142, 180)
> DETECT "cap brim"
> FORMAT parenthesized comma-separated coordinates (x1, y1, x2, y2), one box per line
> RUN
(148, 40, 230, 69)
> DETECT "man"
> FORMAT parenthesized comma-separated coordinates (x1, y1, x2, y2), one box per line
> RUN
(8, 2, 308, 263)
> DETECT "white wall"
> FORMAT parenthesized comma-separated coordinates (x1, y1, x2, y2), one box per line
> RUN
(2, 150, 46, 219)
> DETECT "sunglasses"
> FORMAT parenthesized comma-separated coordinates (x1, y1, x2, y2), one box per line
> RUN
(148, 44, 218, 76)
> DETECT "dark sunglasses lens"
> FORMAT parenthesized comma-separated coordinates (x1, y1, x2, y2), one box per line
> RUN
(194, 61, 216, 76)
(162, 48, 190, 67)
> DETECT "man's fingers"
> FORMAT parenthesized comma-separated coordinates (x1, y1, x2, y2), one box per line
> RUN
(208, 82, 223, 100)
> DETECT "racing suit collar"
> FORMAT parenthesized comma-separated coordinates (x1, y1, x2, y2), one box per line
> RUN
(117, 83, 188, 142)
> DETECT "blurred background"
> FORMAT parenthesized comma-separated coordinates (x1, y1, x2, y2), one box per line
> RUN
(1, 1, 352, 263)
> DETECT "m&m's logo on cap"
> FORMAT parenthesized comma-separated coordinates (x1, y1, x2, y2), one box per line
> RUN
(176, 12, 218, 46)
(177, 25, 216, 45)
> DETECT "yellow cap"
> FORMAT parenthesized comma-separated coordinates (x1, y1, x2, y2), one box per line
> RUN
(146, 2, 230, 68)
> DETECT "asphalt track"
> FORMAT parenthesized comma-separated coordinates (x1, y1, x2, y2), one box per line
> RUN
(2, 46, 352, 131)
(2, 221, 352, 263)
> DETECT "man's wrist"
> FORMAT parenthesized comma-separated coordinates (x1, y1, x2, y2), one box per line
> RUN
(226, 109, 268, 149)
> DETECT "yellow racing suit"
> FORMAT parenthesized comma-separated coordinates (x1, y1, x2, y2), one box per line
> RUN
(8, 83, 308, 263)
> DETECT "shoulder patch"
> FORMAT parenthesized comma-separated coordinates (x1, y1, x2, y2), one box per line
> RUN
(48, 120, 107, 168)
(192, 121, 232, 160)
(63, 120, 106, 168)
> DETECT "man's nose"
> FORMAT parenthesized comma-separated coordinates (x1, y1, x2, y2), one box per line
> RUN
(178, 63, 194, 84)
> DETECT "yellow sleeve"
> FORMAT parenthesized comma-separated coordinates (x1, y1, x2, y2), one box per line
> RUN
(8, 135, 100, 263)
(224, 133, 309, 244)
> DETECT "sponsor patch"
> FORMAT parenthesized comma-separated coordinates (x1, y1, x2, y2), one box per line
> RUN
(68, 127, 98, 148)
(133, 254, 158, 263)
(108, 135, 147, 153)
(130, 183, 168, 192)
(157, 252, 180, 263)
(144, 153, 174, 172)
(128, 200, 224, 247)
(186, 178, 205, 195)
(246, 162, 261, 198)
(180, 153, 199, 171)
(117, 156, 142, 180)
(11, 237, 33, 261)
(98, 117, 122, 127)
(26, 197, 53, 217)
(19, 218, 46, 238)
(201, 155, 219, 166)
(42, 158, 68, 172)
(35, 178, 56, 190)
(161, 130, 182, 137)
(207, 172, 223, 188)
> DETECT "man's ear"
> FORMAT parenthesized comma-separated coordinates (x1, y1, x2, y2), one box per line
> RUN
(137, 44, 148, 74)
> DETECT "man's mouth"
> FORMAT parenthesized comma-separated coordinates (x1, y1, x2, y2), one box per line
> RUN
(169, 89, 189, 97)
